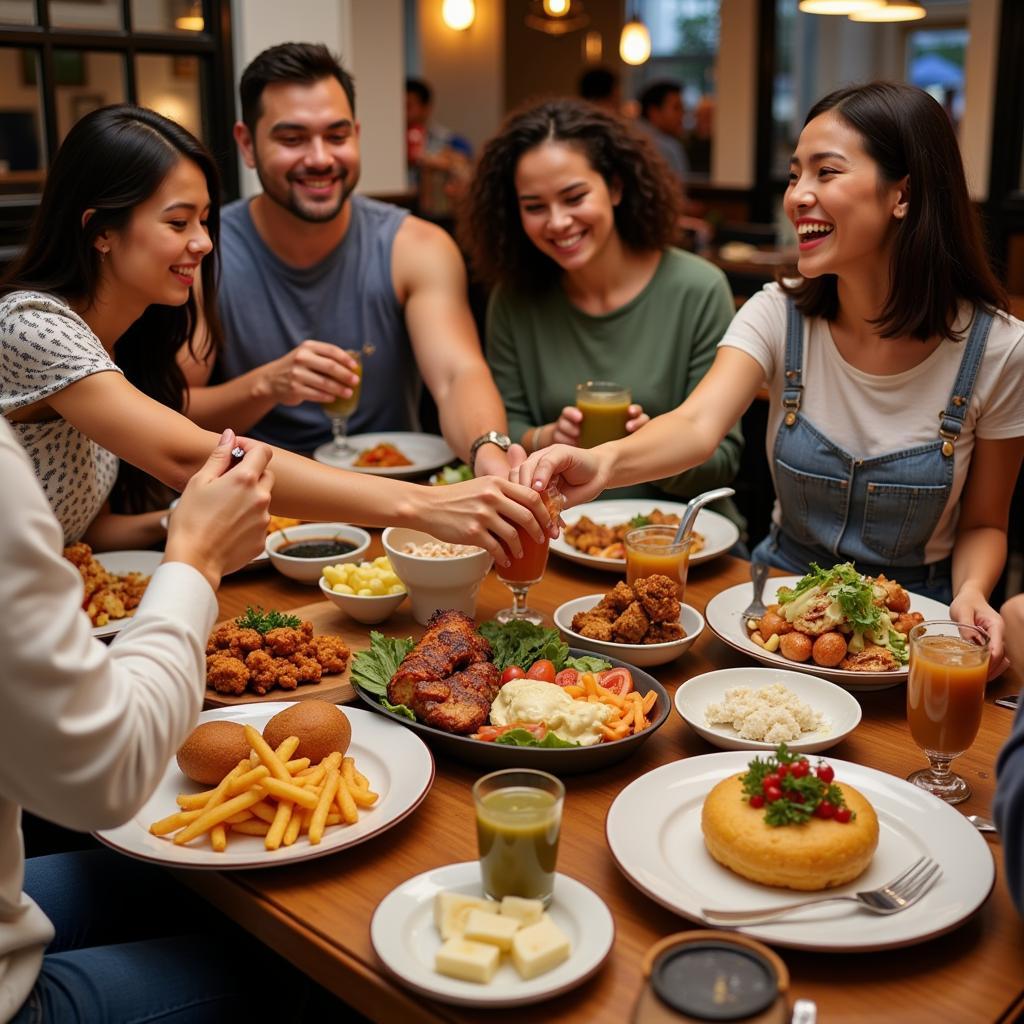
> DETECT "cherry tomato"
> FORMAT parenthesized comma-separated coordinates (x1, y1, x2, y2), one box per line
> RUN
(815, 800, 836, 819)
(764, 785, 783, 803)
(834, 807, 851, 824)
(500, 666, 526, 684)
(762, 773, 781, 792)
(554, 668, 579, 687)
(777, 763, 791, 777)
(790, 759, 810, 779)
(790, 792, 804, 804)
(597, 668, 634, 696)
(816, 764, 835, 784)
(526, 659, 557, 684)
(749, 794, 765, 809)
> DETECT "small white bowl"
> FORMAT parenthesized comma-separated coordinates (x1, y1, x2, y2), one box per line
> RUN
(265, 523, 371, 585)
(674, 666, 862, 753)
(382, 527, 492, 625)
(318, 577, 406, 625)
(553, 594, 705, 668)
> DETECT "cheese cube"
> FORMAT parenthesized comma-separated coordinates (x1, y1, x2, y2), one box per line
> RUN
(435, 938, 500, 984)
(433, 892, 497, 939)
(499, 895, 544, 925)
(463, 908, 521, 951)
(511, 917, 571, 980)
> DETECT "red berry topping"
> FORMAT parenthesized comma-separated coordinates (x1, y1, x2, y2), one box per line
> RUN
(791, 759, 810, 779)
(815, 800, 836, 819)
(762, 773, 781, 791)
(777, 764, 791, 777)
(749, 794, 765, 809)
(764, 785, 783, 803)
(816, 764, 835, 784)
(834, 807, 852, 824)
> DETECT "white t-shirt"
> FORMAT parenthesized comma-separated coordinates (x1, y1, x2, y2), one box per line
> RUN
(720, 283, 1024, 563)
(0, 290, 123, 545)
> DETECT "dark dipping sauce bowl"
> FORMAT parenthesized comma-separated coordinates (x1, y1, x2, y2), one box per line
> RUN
(633, 931, 789, 1024)
(278, 539, 358, 559)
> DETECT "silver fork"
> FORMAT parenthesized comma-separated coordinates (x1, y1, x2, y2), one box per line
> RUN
(702, 856, 941, 925)
(740, 561, 771, 622)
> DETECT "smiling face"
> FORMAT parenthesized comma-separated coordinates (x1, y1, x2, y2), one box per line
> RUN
(96, 156, 212, 308)
(237, 76, 359, 223)
(514, 140, 621, 273)
(784, 111, 908, 279)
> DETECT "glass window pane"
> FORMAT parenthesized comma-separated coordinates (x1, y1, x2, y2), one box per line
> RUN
(136, 54, 203, 140)
(0, 47, 46, 195)
(55, 50, 127, 144)
(132, 0, 206, 34)
(0, 1, 36, 26)
(48, 0, 121, 30)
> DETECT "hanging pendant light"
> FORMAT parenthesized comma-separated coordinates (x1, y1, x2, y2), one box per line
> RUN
(797, 0, 884, 13)
(849, 0, 926, 22)
(526, 0, 589, 35)
(442, 0, 475, 31)
(619, 6, 651, 66)
(543, 0, 570, 15)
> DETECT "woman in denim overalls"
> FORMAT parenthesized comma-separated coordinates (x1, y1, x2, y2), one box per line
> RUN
(516, 81, 1024, 672)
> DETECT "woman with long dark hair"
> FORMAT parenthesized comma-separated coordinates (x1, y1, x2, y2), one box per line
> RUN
(0, 106, 552, 563)
(516, 82, 1024, 670)
(462, 98, 743, 514)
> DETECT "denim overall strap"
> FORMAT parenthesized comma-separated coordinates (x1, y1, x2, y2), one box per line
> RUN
(781, 299, 804, 426)
(936, 309, 994, 457)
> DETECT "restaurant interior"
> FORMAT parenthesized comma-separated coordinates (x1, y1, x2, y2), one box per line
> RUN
(1, 1, 1024, 1022)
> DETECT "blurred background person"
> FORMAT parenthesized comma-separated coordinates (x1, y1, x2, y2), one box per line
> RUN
(578, 67, 627, 116)
(638, 80, 689, 185)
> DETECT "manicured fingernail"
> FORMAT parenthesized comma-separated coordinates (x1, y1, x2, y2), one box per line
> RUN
(219, 429, 232, 445)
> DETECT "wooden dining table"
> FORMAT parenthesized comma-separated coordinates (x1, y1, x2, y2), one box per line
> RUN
(180, 540, 1024, 1024)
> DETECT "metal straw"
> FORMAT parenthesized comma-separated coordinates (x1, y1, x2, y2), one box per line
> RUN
(672, 487, 736, 546)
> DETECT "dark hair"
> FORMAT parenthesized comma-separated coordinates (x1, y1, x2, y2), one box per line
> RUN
(0, 104, 222, 512)
(640, 80, 682, 118)
(579, 67, 618, 102)
(240, 43, 356, 133)
(783, 81, 1007, 340)
(461, 99, 682, 291)
(406, 77, 432, 106)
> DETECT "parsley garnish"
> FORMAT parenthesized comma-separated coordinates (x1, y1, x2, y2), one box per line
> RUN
(628, 514, 652, 528)
(234, 606, 302, 634)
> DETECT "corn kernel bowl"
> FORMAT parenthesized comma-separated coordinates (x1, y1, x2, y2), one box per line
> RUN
(319, 577, 407, 625)
(320, 555, 408, 624)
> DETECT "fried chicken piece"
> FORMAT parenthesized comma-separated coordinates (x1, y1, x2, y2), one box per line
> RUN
(874, 576, 911, 614)
(244, 650, 277, 694)
(647, 621, 685, 644)
(612, 601, 651, 644)
(572, 611, 615, 642)
(206, 653, 250, 695)
(309, 635, 351, 674)
(840, 644, 899, 672)
(290, 652, 323, 684)
(119, 572, 149, 612)
(206, 624, 264, 659)
(264, 626, 304, 657)
(598, 581, 636, 615)
(86, 589, 127, 628)
(633, 574, 681, 623)
(893, 611, 924, 637)
(410, 662, 500, 734)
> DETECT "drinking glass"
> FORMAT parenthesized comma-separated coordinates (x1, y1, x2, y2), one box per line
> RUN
(495, 487, 561, 625)
(624, 525, 693, 600)
(576, 381, 631, 449)
(321, 349, 362, 456)
(473, 768, 565, 906)
(906, 620, 990, 804)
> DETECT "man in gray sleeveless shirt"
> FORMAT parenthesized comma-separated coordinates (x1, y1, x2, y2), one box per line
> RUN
(180, 43, 520, 478)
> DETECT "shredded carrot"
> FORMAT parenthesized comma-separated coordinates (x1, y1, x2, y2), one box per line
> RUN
(633, 700, 645, 733)
(641, 690, 658, 715)
(564, 685, 586, 698)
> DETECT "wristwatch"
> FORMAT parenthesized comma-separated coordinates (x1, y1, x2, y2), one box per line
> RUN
(468, 431, 512, 474)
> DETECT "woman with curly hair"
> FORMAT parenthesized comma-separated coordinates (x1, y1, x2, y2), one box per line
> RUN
(463, 98, 743, 511)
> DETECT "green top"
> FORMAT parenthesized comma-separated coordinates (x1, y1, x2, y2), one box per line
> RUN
(486, 248, 744, 520)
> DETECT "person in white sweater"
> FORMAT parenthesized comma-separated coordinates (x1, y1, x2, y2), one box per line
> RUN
(0, 421, 283, 1023)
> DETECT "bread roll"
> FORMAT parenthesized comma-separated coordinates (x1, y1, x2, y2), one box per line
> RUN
(262, 701, 351, 764)
(176, 721, 250, 785)
(701, 774, 879, 891)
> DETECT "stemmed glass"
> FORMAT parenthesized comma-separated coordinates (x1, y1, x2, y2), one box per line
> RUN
(906, 620, 990, 804)
(321, 349, 362, 456)
(495, 487, 561, 625)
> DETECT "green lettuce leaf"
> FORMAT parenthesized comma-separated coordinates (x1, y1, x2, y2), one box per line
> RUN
(381, 698, 416, 720)
(351, 631, 415, 698)
(478, 620, 569, 672)
(563, 654, 612, 673)
(493, 728, 579, 748)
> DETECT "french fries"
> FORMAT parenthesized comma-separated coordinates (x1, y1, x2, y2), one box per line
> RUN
(151, 730, 378, 853)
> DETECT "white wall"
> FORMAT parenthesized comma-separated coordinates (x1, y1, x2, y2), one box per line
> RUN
(962, 0, 999, 201)
(713, 0, 758, 188)
(231, 0, 405, 197)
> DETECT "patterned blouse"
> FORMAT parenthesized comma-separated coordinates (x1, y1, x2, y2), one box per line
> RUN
(0, 291, 123, 543)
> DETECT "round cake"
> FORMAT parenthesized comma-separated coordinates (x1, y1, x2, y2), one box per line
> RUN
(701, 774, 879, 891)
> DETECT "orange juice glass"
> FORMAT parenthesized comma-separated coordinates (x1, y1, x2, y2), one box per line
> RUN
(624, 525, 693, 600)
(576, 381, 631, 449)
(906, 620, 989, 804)
(495, 487, 562, 625)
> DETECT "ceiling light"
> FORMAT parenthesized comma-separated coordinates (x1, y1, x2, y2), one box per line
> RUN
(442, 0, 475, 31)
(797, 0, 884, 13)
(525, 0, 589, 35)
(543, 0, 570, 15)
(619, 17, 651, 65)
(849, 0, 926, 21)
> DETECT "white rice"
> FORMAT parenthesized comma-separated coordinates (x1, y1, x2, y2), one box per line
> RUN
(704, 684, 828, 742)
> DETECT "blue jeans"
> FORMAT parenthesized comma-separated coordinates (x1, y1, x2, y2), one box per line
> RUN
(12, 849, 307, 1023)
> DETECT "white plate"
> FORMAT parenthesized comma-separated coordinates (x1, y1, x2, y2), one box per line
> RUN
(89, 550, 164, 640)
(313, 431, 455, 479)
(95, 704, 434, 869)
(551, 500, 739, 571)
(161, 499, 269, 568)
(371, 861, 614, 1007)
(704, 576, 949, 690)
(606, 751, 994, 952)
(553, 594, 705, 668)
(674, 667, 862, 753)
